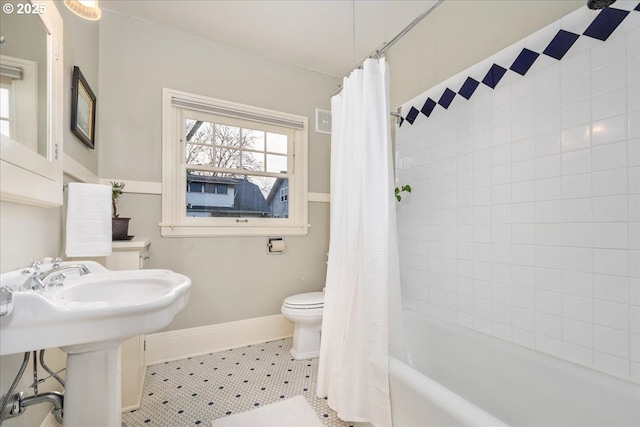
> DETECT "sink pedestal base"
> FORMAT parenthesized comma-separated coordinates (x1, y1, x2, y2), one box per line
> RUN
(64, 342, 122, 427)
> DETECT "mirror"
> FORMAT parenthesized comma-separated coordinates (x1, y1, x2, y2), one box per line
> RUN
(0, 4, 48, 157)
(0, 0, 63, 207)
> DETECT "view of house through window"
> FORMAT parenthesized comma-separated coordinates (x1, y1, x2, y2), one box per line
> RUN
(184, 116, 290, 219)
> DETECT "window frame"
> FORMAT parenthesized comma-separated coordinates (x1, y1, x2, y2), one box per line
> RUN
(161, 88, 308, 237)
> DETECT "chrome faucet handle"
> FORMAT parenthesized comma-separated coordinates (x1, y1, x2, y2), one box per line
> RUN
(21, 262, 44, 290)
(52, 258, 63, 268)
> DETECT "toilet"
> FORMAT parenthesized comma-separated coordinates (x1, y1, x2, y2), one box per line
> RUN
(281, 291, 324, 360)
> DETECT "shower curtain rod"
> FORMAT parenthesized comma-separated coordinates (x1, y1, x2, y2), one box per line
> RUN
(331, 0, 445, 100)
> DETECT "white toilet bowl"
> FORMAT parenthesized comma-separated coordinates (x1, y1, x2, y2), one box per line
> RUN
(281, 291, 324, 360)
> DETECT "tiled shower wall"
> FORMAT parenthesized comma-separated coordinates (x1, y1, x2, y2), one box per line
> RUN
(396, 2, 639, 383)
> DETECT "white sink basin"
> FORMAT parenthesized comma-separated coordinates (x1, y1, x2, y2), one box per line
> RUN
(0, 260, 191, 426)
(0, 261, 191, 355)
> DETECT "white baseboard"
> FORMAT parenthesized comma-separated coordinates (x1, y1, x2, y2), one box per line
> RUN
(145, 314, 294, 365)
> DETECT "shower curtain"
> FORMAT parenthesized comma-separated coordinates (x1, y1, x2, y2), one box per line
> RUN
(317, 57, 403, 427)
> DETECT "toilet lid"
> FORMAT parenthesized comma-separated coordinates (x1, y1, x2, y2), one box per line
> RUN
(283, 292, 324, 308)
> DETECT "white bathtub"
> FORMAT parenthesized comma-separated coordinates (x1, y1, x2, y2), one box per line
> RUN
(389, 310, 640, 427)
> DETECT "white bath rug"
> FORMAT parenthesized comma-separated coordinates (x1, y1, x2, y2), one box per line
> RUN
(211, 396, 324, 427)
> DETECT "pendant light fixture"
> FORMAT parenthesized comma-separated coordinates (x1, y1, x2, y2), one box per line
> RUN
(64, 0, 102, 20)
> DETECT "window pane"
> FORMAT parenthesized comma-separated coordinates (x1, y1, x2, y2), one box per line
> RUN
(216, 147, 241, 169)
(215, 124, 240, 147)
(266, 132, 287, 154)
(244, 129, 265, 151)
(0, 87, 9, 117)
(186, 171, 287, 219)
(1, 119, 10, 138)
(243, 150, 265, 172)
(185, 143, 215, 166)
(185, 119, 214, 144)
(266, 153, 287, 174)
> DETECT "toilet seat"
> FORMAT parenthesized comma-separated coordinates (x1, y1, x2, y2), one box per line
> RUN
(282, 292, 324, 309)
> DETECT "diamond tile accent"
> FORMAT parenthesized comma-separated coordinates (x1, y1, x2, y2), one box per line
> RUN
(458, 77, 480, 100)
(543, 29, 580, 60)
(122, 339, 353, 427)
(405, 106, 419, 124)
(583, 7, 630, 41)
(510, 48, 540, 76)
(482, 64, 507, 89)
(438, 88, 456, 109)
(398, 4, 634, 127)
(421, 98, 437, 117)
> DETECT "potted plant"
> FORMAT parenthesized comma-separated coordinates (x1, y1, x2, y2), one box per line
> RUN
(111, 181, 131, 240)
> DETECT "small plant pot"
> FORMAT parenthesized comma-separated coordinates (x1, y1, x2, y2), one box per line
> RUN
(112, 217, 131, 240)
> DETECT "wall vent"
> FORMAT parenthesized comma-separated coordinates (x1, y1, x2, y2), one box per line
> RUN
(315, 108, 331, 134)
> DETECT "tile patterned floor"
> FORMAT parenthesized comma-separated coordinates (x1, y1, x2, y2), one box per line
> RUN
(122, 338, 353, 427)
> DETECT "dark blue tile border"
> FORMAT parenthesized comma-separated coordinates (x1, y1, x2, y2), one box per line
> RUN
(438, 89, 456, 109)
(510, 48, 540, 76)
(398, 5, 637, 127)
(583, 7, 630, 41)
(421, 98, 437, 117)
(482, 64, 508, 89)
(458, 77, 480, 100)
(543, 29, 580, 60)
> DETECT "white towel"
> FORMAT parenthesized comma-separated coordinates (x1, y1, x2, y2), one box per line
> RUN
(65, 183, 112, 257)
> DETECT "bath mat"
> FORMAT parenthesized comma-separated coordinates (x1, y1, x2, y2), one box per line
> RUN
(211, 396, 324, 427)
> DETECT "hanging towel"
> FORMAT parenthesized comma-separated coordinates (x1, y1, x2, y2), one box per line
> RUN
(65, 183, 112, 257)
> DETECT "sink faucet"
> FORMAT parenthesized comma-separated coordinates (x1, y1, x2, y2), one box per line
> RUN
(21, 261, 91, 290)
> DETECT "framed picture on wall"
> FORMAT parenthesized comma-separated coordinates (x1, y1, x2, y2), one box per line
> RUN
(71, 66, 96, 149)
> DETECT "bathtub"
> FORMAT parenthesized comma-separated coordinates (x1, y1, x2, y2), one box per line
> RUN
(389, 310, 640, 427)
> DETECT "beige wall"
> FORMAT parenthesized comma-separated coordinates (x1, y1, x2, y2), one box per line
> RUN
(97, 10, 337, 330)
(61, 5, 101, 174)
(388, 1, 584, 109)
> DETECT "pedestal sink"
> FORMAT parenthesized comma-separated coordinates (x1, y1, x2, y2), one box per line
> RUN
(0, 260, 191, 427)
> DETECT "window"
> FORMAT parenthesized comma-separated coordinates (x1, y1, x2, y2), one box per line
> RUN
(162, 89, 308, 236)
(0, 56, 38, 151)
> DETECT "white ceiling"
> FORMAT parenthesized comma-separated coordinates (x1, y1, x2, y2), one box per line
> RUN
(101, 1, 436, 78)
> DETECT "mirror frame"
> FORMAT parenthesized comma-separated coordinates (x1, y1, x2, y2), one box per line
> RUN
(0, 0, 63, 207)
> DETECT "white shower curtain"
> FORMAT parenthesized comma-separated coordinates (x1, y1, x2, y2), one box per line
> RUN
(317, 58, 403, 427)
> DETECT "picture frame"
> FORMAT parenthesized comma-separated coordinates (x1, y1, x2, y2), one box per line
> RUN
(71, 66, 96, 149)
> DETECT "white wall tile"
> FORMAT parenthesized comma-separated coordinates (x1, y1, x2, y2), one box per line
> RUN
(593, 274, 629, 304)
(592, 223, 628, 249)
(562, 270, 592, 298)
(593, 248, 628, 276)
(561, 99, 591, 129)
(594, 325, 629, 359)
(562, 198, 592, 222)
(561, 124, 591, 152)
(563, 247, 592, 273)
(562, 223, 592, 247)
(592, 114, 627, 146)
(592, 87, 627, 121)
(594, 299, 629, 331)
(592, 141, 627, 172)
(563, 294, 593, 323)
(563, 318, 593, 348)
(535, 154, 562, 179)
(592, 168, 628, 196)
(592, 195, 628, 222)
(396, 8, 638, 381)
